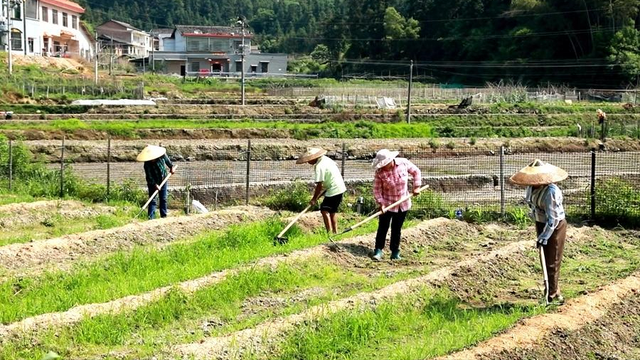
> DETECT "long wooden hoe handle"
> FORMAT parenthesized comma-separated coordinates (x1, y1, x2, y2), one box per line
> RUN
(277, 190, 328, 239)
(276, 203, 313, 238)
(342, 184, 430, 234)
(141, 165, 178, 211)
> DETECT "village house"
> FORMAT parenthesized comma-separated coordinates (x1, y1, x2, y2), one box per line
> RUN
(0, 0, 94, 59)
(151, 25, 287, 76)
(96, 19, 152, 59)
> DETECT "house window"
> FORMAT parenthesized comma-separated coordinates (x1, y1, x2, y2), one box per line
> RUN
(42, 6, 48, 22)
(72, 15, 77, 29)
(26, 0, 37, 19)
(28, 38, 34, 53)
(235, 61, 242, 72)
(12, 4, 21, 19)
(11, 30, 22, 51)
(52, 9, 58, 24)
(62, 12, 68, 27)
(260, 62, 269, 73)
(191, 61, 200, 73)
(250, 65, 257, 73)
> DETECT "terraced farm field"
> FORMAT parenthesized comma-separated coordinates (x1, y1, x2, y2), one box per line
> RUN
(1, 202, 639, 360)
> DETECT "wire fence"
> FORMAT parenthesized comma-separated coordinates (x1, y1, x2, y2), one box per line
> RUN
(2, 78, 145, 99)
(1, 139, 638, 225)
(269, 86, 640, 105)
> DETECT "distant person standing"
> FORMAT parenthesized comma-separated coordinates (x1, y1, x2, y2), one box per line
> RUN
(371, 149, 422, 261)
(137, 145, 174, 220)
(297, 147, 346, 234)
(510, 159, 568, 305)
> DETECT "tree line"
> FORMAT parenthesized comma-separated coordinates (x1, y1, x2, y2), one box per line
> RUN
(77, 0, 640, 87)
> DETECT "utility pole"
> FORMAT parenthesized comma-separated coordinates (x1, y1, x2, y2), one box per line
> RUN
(151, 36, 155, 72)
(109, 37, 113, 75)
(406, 60, 413, 123)
(94, 31, 98, 85)
(237, 17, 246, 106)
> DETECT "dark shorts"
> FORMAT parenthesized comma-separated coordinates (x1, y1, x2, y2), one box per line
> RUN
(320, 193, 344, 214)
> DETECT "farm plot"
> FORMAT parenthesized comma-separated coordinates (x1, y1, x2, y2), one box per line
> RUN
(1, 217, 638, 360)
(0, 200, 136, 247)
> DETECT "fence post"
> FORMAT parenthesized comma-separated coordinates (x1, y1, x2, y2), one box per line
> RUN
(590, 149, 596, 220)
(106, 137, 111, 199)
(341, 143, 346, 178)
(8, 139, 13, 192)
(60, 136, 65, 198)
(500, 145, 505, 217)
(245, 139, 251, 205)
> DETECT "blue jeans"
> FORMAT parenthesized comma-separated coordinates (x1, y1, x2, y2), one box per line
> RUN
(148, 182, 168, 219)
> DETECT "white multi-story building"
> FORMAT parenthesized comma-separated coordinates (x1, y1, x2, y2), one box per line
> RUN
(0, 0, 94, 60)
(97, 20, 151, 58)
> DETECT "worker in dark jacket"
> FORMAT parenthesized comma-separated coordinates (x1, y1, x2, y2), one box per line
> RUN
(137, 145, 174, 219)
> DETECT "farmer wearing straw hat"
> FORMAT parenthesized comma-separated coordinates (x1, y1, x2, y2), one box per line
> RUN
(137, 145, 175, 220)
(510, 159, 568, 305)
(296, 147, 346, 234)
(371, 149, 422, 261)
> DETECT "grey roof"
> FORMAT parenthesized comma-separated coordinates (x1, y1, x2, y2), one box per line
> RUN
(109, 19, 142, 32)
(174, 25, 249, 36)
(150, 28, 174, 36)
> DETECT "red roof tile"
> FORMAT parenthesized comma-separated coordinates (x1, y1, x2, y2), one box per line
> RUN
(41, 0, 84, 14)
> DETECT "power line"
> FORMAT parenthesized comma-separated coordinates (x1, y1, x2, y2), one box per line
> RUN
(318, 7, 611, 26)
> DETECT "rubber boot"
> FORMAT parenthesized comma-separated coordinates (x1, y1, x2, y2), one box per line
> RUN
(372, 249, 383, 261)
(390, 250, 401, 260)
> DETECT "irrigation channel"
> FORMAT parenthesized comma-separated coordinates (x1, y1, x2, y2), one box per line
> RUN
(1, 208, 639, 360)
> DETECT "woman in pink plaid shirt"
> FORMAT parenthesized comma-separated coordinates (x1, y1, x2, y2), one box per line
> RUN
(371, 149, 422, 261)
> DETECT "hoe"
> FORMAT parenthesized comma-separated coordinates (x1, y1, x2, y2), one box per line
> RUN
(327, 185, 430, 249)
(274, 191, 326, 245)
(137, 165, 177, 218)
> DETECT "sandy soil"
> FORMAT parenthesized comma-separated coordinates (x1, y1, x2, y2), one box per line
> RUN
(438, 274, 640, 360)
(0, 206, 273, 279)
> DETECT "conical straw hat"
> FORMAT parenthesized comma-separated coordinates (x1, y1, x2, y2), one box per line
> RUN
(296, 147, 327, 164)
(136, 145, 166, 162)
(509, 159, 568, 186)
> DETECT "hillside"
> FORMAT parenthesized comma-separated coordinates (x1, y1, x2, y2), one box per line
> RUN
(74, 0, 640, 87)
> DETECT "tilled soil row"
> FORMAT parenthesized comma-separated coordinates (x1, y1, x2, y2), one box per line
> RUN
(0, 206, 273, 279)
(438, 274, 640, 360)
(0, 218, 457, 340)
(21, 137, 640, 163)
(0, 200, 116, 230)
(170, 226, 595, 359)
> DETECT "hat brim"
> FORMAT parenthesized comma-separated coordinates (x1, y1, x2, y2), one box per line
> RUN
(509, 163, 568, 186)
(373, 151, 399, 169)
(296, 149, 327, 164)
(136, 146, 167, 162)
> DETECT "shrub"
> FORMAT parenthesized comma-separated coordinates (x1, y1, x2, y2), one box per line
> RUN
(593, 177, 640, 227)
(469, 137, 477, 146)
(263, 181, 311, 212)
(445, 141, 456, 150)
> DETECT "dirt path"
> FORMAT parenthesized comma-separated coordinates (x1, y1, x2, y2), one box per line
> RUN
(0, 206, 273, 279)
(170, 225, 594, 359)
(437, 274, 640, 360)
(0, 218, 454, 339)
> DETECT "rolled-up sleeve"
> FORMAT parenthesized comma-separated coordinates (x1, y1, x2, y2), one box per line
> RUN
(406, 160, 422, 190)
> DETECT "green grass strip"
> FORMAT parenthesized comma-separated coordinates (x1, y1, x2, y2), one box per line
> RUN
(0, 217, 380, 324)
(0, 257, 417, 360)
(273, 289, 542, 360)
